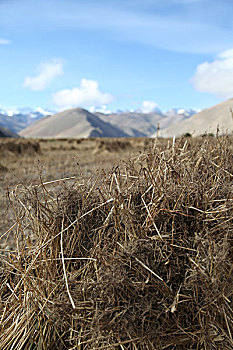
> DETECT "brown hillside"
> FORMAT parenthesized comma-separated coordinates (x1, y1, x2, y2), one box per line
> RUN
(161, 98, 233, 137)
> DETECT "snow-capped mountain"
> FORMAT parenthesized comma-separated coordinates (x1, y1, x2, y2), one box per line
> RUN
(34, 107, 54, 116)
(95, 108, 199, 137)
(0, 105, 199, 136)
(163, 108, 198, 118)
(0, 107, 53, 133)
(0, 106, 53, 117)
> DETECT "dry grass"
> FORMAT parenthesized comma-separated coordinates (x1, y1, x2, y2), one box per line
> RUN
(0, 138, 145, 234)
(0, 138, 41, 157)
(0, 136, 232, 349)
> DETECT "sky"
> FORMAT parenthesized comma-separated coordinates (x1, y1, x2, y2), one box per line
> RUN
(1, 0, 233, 113)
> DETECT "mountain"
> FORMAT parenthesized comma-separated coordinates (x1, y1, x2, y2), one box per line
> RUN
(0, 108, 52, 133)
(96, 109, 195, 137)
(0, 106, 53, 117)
(19, 108, 130, 138)
(96, 111, 162, 137)
(163, 108, 197, 121)
(0, 113, 39, 133)
(0, 126, 19, 138)
(156, 109, 196, 131)
(161, 99, 233, 137)
(0, 105, 198, 138)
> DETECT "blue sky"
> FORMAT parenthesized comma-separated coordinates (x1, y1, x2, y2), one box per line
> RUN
(1, 0, 233, 113)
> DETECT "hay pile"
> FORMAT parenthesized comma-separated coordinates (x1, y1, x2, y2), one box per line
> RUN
(0, 136, 232, 349)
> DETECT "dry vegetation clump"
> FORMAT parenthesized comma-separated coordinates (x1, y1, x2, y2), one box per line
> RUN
(0, 136, 232, 349)
(93, 139, 132, 154)
(0, 163, 8, 174)
(0, 138, 40, 157)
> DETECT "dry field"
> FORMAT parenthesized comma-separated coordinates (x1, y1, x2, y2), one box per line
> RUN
(0, 137, 151, 234)
(0, 136, 232, 349)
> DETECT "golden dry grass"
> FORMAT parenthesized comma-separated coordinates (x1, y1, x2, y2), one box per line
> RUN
(0, 138, 146, 234)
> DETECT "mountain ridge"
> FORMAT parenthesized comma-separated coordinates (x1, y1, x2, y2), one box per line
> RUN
(19, 108, 130, 138)
(3, 100, 233, 138)
(0, 106, 196, 136)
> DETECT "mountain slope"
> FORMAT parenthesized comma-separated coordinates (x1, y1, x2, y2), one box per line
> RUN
(0, 112, 47, 133)
(0, 126, 19, 138)
(161, 99, 233, 137)
(20, 108, 129, 138)
(96, 109, 196, 137)
(96, 112, 162, 137)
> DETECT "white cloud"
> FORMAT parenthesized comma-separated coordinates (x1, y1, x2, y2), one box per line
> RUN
(23, 58, 63, 91)
(218, 48, 233, 59)
(53, 79, 114, 109)
(192, 49, 233, 98)
(0, 38, 11, 44)
(140, 100, 158, 113)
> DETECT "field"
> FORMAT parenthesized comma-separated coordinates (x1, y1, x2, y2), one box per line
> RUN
(0, 136, 232, 349)
(0, 137, 149, 234)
